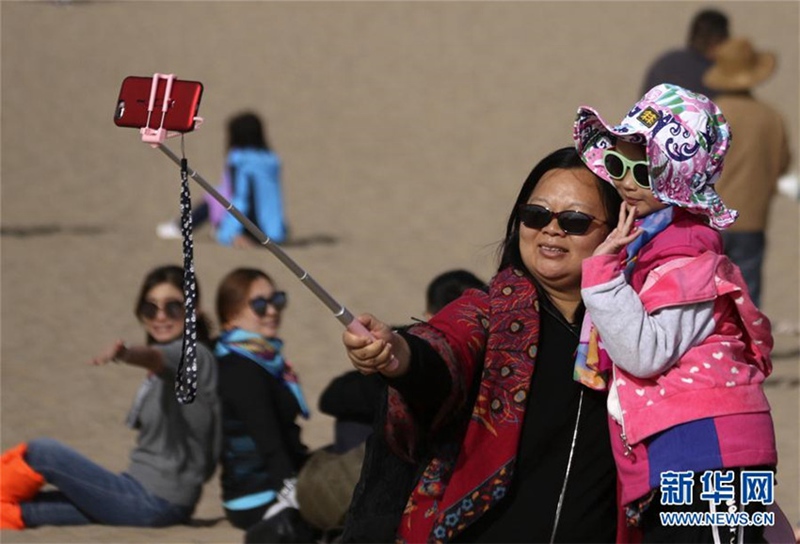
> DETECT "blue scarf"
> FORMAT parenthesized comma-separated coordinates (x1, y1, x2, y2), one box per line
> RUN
(215, 328, 309, 418)
(623, 206, 674, 279)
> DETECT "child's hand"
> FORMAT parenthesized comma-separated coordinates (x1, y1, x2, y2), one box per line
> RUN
(593, 203, 643, 256)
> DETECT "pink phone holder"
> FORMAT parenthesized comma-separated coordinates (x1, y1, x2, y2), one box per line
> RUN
(139, 73, 203, 147)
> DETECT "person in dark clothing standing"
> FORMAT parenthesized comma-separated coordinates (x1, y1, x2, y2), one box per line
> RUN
(214, 267, 310, 532)
(640, 8, 729, 99)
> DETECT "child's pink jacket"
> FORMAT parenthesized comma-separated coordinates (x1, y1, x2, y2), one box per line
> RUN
(582, 211, 776, 505)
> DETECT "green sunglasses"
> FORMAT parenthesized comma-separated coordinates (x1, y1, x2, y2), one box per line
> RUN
(603, 149, 650, 189)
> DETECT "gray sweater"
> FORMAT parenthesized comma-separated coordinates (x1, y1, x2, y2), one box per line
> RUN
(126, 340, 221, 508)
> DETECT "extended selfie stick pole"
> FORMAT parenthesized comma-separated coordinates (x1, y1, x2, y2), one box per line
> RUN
(155, 143, 400, 364)
(135, 72, 396, 370)
(156, 143, 359, 327)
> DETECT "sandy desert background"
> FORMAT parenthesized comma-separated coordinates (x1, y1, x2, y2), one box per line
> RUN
(1, 1, 798, 542)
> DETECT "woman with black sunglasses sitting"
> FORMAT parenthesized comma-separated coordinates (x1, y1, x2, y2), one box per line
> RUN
(1, 265, 220, 530)
(342, 147, 628, 543)
(213, 267, 312, 535)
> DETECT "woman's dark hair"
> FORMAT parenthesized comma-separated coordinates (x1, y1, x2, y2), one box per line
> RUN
(227, 112, 271, 151)
(216, 267, 276, 326)
(497, 146, 622, 272)
(134, 265, 211, 345)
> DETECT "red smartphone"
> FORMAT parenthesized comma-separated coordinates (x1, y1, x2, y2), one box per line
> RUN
(114, 76, 203, 133)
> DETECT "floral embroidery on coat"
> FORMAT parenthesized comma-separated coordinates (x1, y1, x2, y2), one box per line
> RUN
(389, 268, 541, 543)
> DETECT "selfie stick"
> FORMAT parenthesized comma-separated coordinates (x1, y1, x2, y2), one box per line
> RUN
(136, 73, 396, 369)
(155, 144, 397, 367)
(156, 145, 355, 324)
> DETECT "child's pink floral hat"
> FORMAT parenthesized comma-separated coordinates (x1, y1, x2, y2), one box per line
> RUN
(573, 83, 737, 230)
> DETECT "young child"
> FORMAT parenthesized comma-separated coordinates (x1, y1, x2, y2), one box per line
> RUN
(573, 83, 777, 543)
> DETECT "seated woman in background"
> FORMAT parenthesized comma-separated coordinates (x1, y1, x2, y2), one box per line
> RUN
(214, 268, 310, 532)
(0, 265, 220, 530)
(216, 112, 288, 248)
(156, 112, 288, 245)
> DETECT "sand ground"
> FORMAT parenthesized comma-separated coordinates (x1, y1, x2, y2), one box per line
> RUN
(1, 1, 797, 542)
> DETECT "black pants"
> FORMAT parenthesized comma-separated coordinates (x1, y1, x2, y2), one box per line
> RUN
(225, 504, 269, 530)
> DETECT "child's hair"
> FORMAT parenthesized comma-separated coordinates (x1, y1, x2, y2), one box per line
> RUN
(573, 83, 737, 230)
(227, 112, 271, 151)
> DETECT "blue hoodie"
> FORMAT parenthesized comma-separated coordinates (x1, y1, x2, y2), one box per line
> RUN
(216, 148, 287, 245)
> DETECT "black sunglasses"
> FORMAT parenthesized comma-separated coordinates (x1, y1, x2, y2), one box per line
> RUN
(249, 291, 288, 316)
(138, 299, 185, 321)
(518, 204, 606, 235)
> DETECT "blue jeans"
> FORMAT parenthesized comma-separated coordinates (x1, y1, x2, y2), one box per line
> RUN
(721, 231, 765, 308)
(20, 438, 192, 527)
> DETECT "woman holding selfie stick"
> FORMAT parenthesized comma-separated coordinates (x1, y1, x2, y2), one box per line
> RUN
(0, 265, 220, 530)
(342, 147, 623, 542)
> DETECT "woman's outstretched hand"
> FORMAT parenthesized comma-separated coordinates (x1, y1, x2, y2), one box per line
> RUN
(343, 313, 410, 378)
(89, 341, 164, 373)
(593, 202, 643, 256)
(90, 339, 127, 366)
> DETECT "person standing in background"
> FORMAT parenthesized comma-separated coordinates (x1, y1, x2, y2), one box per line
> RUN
(703, 37, 791, 308)
(641, 8, 729, 99)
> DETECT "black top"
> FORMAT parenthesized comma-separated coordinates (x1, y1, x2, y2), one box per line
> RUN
(342, 289, 617, 543)
(319, 370, 385, 453)
(641, 48, 717, 99)
(217, 352, 309, 501)
(455, 299, 616, 543)
(319, 370, 384, 425)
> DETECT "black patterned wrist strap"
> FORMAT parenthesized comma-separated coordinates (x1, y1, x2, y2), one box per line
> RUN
(176, 156, 198, 404)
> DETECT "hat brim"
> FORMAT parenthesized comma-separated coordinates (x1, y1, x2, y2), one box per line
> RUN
(704, 52, 776, 91)
(573, 106, 649, 184)
(574, 85, 739, 230)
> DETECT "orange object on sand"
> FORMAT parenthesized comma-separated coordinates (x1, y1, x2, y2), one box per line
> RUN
(1, 442, 45, 529)
(1, 501, 25, 530)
